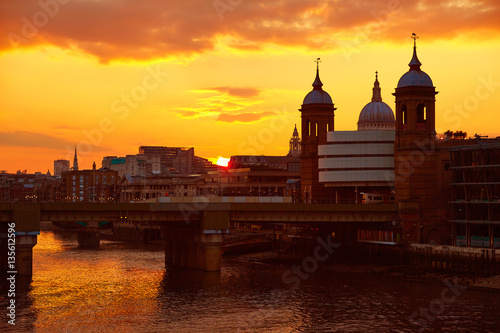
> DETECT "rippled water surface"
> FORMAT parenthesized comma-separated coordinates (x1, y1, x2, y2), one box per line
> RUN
(1, 231, 499, 332)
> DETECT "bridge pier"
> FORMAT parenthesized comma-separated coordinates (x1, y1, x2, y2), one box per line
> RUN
(6, 204, 41, 276)
(164, 232, 226, 272)
(15, 234, 38, 276)
(172, 240, 182, 269)
(165, 240, 173, 266)
(77, 222, 100, 249)
(201, 233, 225, 272)
(187, 241, 197, 269)
(196, 243, 205, 270)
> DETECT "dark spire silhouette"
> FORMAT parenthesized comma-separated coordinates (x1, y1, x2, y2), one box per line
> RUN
(73, 146, 79, 171)
(312, 58, 323, 90)
(409, 33, 422, 70)
(372, 71, 382, 102)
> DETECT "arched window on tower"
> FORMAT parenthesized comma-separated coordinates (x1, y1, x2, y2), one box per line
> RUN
(401, 104, 408, 126)
(327, 123, 330, 132)
(306, 120, 310, 136)
(417, 104, 427, 123)
(316, 123, 318, 137)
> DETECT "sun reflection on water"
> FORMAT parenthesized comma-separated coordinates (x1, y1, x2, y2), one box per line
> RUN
(30, 231, 163, 332)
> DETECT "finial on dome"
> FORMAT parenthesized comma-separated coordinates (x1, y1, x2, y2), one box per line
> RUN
(409, 33, 422, 70)
(312, 58, 323, 90)
(372, 71, 382, 102)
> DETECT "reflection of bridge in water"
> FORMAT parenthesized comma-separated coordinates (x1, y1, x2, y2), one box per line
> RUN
(0, 202, 397, 275)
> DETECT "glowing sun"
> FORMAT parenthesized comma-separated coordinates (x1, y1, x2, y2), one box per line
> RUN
(216, 157, 230, 167)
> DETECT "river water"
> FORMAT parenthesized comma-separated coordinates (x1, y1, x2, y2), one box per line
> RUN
(1, 231, 499, 332)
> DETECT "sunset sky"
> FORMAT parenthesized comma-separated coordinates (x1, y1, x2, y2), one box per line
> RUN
(1, 0, 499, 173)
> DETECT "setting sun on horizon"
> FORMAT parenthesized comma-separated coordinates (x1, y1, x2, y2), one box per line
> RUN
(216, 157, 230, 167)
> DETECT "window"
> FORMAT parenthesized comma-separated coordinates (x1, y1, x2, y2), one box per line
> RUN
(401, 105, 407, 125)
(417, 104, 427, 123)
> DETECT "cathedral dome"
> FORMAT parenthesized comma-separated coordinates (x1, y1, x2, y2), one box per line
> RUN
(303, 59, 333, 105)
(358, 72, 395, 131)
(397, 34, 434, 88)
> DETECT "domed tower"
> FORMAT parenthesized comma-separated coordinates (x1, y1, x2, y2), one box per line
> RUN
(393, 34, 439, 244)
(358, 72, 395, 131)
(300, 59, 336, 202)
(288, 124, 301, 157)
(394, 34, 437, 145)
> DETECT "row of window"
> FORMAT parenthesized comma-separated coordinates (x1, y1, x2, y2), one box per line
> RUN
(400, 104, 427, 125)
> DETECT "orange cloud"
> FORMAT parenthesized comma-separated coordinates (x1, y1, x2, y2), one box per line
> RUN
(1, 0, 499, 62)
(176, 86, 263, 120)
(0, 131, 113, 153)
(209, 87, 261, 98)
(217, 111, 276, 123)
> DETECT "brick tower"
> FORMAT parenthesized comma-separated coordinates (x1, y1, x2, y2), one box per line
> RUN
(300, 59, 336, 202)
(393, 35, 439, 243)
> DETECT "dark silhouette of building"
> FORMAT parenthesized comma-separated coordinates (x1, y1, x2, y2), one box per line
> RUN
(54, 159, 70, 176)
(138, 146, 215, 174)
(318, 72, 396, 204)
(61, 163, 118, 202)
(300, 59, 336, 202)
(288, 125, 301, 157)
(0, 171, 59, 202)
(449, 141, 500, 247)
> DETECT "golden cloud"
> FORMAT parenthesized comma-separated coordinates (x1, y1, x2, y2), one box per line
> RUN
(1, 0, 499, 62)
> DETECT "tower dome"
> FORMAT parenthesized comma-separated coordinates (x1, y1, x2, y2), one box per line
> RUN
(303, 59, 333, 105)
(358, 72, 395, 131)
(397, 34, 433, 88)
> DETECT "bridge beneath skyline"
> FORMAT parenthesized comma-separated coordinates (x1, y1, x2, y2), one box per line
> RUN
(0, 202, 397, 275)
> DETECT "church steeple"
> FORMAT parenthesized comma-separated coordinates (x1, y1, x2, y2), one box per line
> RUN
(409, 33, 422, 71)
(312, 58, 323, 90)
(73, 146, 79, 171)
(288, 124, 301, 157)
(300, 58, 336, 202)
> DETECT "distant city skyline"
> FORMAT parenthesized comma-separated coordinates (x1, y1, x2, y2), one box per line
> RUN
(1, 1, 500, 173)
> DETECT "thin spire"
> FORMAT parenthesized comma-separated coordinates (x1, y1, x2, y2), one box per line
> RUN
(372, 71, 382, 102)
(73, 145, 79, 171)
(312, 58, 323, 90)
(409, 33, 422, 70)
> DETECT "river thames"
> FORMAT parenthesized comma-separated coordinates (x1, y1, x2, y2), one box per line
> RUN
(1, 231, 499, 332)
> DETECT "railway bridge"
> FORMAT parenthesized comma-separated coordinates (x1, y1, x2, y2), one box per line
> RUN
(0, 202, 397, 275)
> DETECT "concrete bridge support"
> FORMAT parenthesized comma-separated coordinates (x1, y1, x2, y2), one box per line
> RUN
(15, 234, 38, 276)
(163, 211, 229, 272)
(164, 232, 226, 272)
(77, 222, 100, 249)
(7, 204, 41, 276)
(201, 233, 225, 272)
